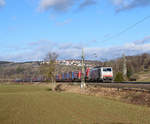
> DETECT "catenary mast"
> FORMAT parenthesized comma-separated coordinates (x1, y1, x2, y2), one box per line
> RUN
(81, 48, 86, 88)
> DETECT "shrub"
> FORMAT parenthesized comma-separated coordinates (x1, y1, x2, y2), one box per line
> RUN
(114, 72, 124, 82)
(127, 68, 133, 79)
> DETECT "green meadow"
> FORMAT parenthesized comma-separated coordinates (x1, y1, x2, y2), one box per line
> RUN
(0, 84, 150, 124)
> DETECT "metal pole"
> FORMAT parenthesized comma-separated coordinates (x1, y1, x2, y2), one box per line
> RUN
(81, 48, 86, 89)
(123, 54, 127, 78)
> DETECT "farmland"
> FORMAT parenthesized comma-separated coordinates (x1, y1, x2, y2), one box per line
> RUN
(0, 84, 150, 124)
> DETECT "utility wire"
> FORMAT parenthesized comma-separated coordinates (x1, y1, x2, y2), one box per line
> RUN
(101, 15, 150, 42)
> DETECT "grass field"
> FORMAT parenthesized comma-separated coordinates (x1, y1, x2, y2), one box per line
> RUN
(0, 84, 150, 124)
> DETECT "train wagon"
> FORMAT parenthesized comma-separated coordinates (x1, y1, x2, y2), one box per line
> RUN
(56, 66, 113, 83)
(72, 71, 81, 82)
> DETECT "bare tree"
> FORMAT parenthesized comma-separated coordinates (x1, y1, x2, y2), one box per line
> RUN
(40, 52, 58, 91)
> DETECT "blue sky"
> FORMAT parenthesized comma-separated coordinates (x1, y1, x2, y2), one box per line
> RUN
(0, 0, 150, 61)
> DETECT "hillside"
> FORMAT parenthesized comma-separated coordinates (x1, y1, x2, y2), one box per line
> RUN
(1, 53, 150, 81)
(132, 69, 150, 82)
(103, 53, 150, 80)
(0, 61, 12, 65)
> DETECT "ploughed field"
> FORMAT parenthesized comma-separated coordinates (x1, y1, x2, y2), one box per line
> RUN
(0, 84, 150, 124)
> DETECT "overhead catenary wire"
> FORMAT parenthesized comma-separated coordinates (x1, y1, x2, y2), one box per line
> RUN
(101, 15, 150, 42)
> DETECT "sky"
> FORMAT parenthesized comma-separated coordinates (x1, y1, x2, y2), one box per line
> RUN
(0, 0, 150, 62)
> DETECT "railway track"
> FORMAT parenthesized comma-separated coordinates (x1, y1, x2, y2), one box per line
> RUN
(114, 81, 150, 84)
(88, 83, 150, 91)
(59, 82, 150, 92)
(57, 81, 150, 84)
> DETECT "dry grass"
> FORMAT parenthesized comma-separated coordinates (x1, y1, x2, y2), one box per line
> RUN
(0, 84, 150, 124)
(55, 84, 150, 106)
(133, 70, 150, 82)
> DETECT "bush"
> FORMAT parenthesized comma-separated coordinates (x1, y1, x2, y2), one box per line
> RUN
(114, 72, 124, 82)
(127, 68, 133, 79)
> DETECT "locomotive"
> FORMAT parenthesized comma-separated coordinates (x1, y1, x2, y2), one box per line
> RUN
(56, 66, 113, 83)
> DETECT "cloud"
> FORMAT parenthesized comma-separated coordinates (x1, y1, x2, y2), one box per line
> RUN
(38, 0, 75, 12)
(38, 0, 150, 13)
(78, 0, 97, 10)
(134, 36, 150, 44)
(38, 0, 97, 12)
(1, 36, 150, 62)
(111, 0, 150, 12)
(58, 43, 77, 50)
(0, 0, 5, 7)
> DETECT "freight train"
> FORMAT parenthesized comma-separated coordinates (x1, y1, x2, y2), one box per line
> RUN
(56, 66, 113, 83)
